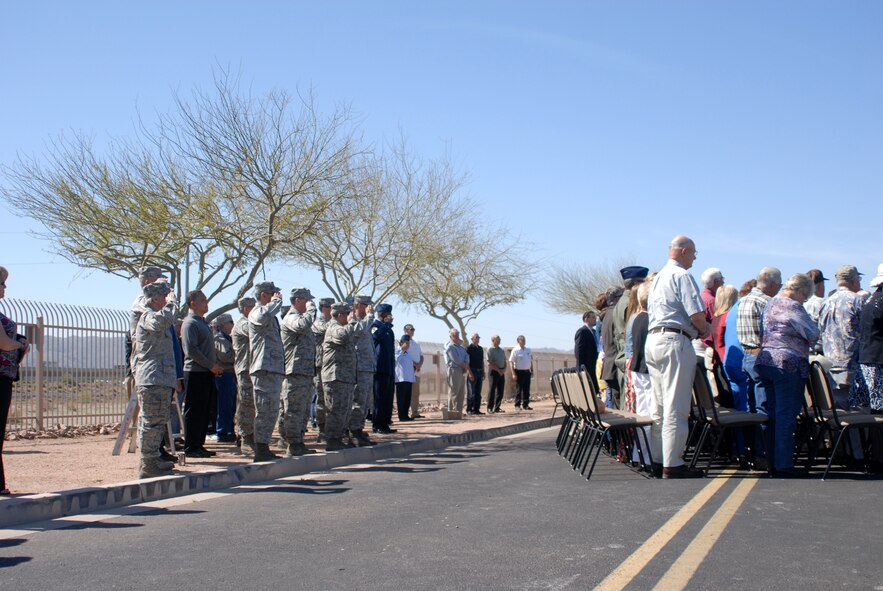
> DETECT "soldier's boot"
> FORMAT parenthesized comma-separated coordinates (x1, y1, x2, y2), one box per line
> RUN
(351, 429, 374, 447)
(231, 437, 243, 455)
(241, 433, 256, 455)
(287, 442, 315, 456)
(325, 438, 345, 452)
(156, 458, 175, 471)
(253, 443, 279, 463)
(316, 429, 326, 444)
(343, 431, 356, 448)
(139, 459, 174, 479)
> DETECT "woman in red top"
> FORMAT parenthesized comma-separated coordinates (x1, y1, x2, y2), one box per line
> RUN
(711, 285, 738, 365)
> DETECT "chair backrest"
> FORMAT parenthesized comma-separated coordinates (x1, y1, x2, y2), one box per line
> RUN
(693, 365, 714, 414)
(711, 363, 735, 408)
(578, 368, 603, 416)
(807, 360, 835, 412)
(553, 370, 573, 413)
(563, 371, 586, 414)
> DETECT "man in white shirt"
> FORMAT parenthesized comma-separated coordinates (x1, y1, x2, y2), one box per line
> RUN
(403, 324, 425, 418)
(645, 235, 708, 479)
(509, 335, 533, 410)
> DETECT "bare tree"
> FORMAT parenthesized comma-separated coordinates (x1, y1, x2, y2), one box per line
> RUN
(3, 68, 359, 319)
(287, 140, 467, 303)
(543, 257, 636, 315)
(397, 222, 539, 337)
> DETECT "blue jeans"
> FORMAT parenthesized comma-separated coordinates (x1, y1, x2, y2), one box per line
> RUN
(467, 369, 484, 413)
(756, 364, 806, 470)
(742, 351, 768, 416)
(214, 372, 237, 439)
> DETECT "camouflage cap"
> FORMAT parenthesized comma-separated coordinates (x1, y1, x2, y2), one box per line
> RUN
(139, 266, 167, 280)
(212, 313, 234, 327)
(319, 297, 334, 308)
(289, 287, 314, 300)
(253, 281, 281, 296)
(143, 282, 171, 299)
(331, 302, 351, 316)
(355, 294, 374, 305)
(237, 296, 256, 310)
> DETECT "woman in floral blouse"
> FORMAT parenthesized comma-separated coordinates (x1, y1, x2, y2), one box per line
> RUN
(756, 273, 819, 477)
(0, 266, 31, 495)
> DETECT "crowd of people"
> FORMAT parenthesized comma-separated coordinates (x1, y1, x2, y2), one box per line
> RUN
(125, 270, 439, 478)
(577, 235, 883, 479)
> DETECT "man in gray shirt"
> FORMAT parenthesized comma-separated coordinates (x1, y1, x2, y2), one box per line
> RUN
(181, 290, 223, 458)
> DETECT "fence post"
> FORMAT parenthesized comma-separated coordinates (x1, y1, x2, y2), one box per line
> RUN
(36, 315, 45, 430)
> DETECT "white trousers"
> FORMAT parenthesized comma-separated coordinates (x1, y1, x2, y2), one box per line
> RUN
(645, 332, 697, 467)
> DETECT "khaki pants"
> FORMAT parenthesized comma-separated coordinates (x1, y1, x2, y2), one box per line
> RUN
(646, 332, 697, 468)
(447, 368, 466, 412)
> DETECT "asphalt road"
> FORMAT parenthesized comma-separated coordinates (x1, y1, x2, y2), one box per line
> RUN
(2, 428, 882, 590)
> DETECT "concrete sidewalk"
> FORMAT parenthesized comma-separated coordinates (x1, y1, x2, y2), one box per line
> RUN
(1, 399, 562, 528)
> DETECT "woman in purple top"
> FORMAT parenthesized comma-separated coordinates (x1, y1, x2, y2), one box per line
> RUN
(756, 273, 819, 477)
(0, 266, 31, 495)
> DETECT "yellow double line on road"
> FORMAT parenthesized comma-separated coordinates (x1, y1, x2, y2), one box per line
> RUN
(595, 470, 758, 591)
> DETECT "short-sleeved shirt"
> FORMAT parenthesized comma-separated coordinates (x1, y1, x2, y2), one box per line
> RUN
(647, 259, 705, 336)
(395, 349, 416, 383)
(819, 287, 869, 372)
(737, 287, 772, 348)
(486, 346, 506, 372)
(509, 346, 532, 370)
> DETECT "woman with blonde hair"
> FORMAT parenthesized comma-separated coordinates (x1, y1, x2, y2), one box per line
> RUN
(0, 266, 30, 495)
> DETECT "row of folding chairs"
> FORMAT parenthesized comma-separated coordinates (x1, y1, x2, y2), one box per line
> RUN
(687, 359, 883, 479)
(551, 366, 654, 480)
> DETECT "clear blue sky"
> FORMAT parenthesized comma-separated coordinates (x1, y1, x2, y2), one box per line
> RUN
(1, 2, 881, 350)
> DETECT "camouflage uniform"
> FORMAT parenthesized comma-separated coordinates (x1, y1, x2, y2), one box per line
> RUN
(281, 305, 316, 445)
(820, 287, 869, 394)
(132, 297, 177, 472)
(312, 312, 332, 435)
(249, 295, 284, 445)
(231, 315, 255, 439)
(350, 313, 375, 432)
(323, 315, 366, 441)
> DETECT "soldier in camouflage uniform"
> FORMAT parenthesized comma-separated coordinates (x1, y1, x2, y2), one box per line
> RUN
(819, 265, 869, 408)
(132, 281, 178, 478)
(231, 297, 256, 454)
(248, 281, 285, 462)
(322, 302, 368, 451)
(349, 295, 376, 446)
(281, 287, 318, 456)
(312, 298, 335, 442)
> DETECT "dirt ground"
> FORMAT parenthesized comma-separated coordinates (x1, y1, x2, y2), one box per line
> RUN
(2, 398, 558, 496)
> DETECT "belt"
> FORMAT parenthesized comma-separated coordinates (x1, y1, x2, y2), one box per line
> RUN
(650, 326, 691, 338)
(743, 346, 761, 353)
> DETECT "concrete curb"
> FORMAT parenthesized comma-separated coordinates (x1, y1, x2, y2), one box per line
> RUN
(1, 416, 562, 529)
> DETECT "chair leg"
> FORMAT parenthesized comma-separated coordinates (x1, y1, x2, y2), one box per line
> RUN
(823, 428, 849, 480)
(689, 425, 710, 470)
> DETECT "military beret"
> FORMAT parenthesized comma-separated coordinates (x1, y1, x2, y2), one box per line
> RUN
(143, 282, 171, 299)
(237, 296, 256, 310)
(375, 303, 392, 315)
(212, 313, 234, 327)
(139, 266, 167, 280)
(331, 302, 351, 316)
(253, 281, 281, 295)
(319, 297, 334, 308)
(355, 294, 374, 305)
(620, 266, 649, 281)
(289, 287, 314, 300)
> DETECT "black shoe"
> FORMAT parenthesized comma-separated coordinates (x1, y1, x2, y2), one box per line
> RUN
(475, 410, 486, 415)
(649, 462, 663, 478)
(216, 435, 237, 443)
(372, 427, 397, 434)
(399, 416, 414, 422)
(523, 405, 533, 410)
(160, 450, 179, 463)
(772, 467, 807, 479)
(184, 449, 212, 458)
(662, 465, 705, 479)
(466, 410, 475, 415)
(514, 405, 522, 410)
(494, 408, 505, 413)
(411, 414, 424, 419)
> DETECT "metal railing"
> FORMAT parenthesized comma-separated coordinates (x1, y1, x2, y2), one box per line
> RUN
(0, 299, 575, 431)
(1, 299, 129, 431)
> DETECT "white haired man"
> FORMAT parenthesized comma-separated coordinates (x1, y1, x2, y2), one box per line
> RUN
(645, 235, 708, 478)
